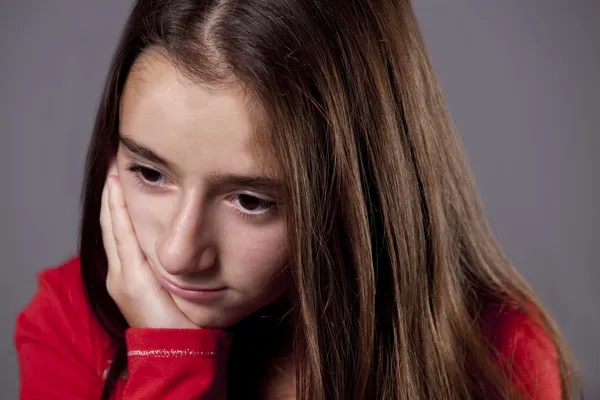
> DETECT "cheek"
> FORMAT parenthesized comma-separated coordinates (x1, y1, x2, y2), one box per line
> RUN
(119, 180, 168, 257)
(220, 217, 289, 292)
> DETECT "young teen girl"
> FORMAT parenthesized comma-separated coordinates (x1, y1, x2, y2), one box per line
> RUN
(16, 0, 578, 399)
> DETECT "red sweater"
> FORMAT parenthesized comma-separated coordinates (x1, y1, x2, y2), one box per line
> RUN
(15, 257, 562, 399)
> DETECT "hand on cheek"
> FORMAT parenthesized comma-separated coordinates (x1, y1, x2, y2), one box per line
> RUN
(99, 170, 198, 330)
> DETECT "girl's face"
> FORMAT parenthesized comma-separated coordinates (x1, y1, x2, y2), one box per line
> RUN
(115, 50, 289, 329)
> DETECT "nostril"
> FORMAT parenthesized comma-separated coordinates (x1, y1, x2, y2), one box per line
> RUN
(196, 248, 217, 271)
(156, 238, 216, 276)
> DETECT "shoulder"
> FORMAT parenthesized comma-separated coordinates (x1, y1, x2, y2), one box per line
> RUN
(483, 302, 562, 400)
(15, 257, 111, 373)
(17, 257, 88, 327)
(33, 256, 83, 294)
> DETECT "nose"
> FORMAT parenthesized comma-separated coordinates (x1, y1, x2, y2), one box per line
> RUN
(155, 198, 216, 276)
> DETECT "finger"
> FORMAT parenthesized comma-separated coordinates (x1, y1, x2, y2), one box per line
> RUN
(100, 177, 121, 276)
(108, 176, 148, 271)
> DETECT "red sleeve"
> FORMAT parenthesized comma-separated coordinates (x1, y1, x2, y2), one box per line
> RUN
(15, 258, 233, 400)
(485, 305, 562, 400)
(120, 328, 232, 399)
(15, 259, 105, 399)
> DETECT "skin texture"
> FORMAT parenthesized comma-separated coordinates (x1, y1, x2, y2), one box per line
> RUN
(102, 50, 289, 330)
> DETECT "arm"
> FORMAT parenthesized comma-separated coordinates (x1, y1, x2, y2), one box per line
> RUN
(15, 262, 233, 400)
(121, 328, 232, 399)
(15, 265, 104, 399)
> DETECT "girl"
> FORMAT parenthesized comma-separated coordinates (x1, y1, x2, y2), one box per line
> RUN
(15, 0, 579, 399)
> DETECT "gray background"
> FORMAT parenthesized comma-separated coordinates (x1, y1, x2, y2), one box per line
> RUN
(1, 0, 598, 397)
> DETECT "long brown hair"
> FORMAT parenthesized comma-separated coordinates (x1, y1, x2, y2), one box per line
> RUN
(79, 0, 578, 399)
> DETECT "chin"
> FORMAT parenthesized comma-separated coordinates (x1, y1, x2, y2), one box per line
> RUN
(172, 297, 244, 329)
(187, 309, 242, 330)
(189, 314, 237, 330)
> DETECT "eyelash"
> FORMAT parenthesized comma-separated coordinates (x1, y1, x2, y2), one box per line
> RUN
(125, 162, 277, 221)
(127, 163, 169, 189)
(230, 194, 277, 221)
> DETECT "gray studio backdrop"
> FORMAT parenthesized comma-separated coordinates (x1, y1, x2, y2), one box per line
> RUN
(1, 0, 598, 397)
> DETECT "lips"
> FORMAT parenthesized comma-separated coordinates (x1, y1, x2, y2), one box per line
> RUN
(154, 272, 227, 302)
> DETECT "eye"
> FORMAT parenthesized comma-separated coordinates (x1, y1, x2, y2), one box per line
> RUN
(232, 194, 275, 215)
(127, 163, 168, 187)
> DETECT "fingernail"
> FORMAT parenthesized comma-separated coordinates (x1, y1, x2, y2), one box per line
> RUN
(107, 177, 114, 192)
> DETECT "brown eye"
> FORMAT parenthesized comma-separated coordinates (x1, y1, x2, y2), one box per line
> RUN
(238, 194, 262, 211)
(126, 163, 168, 187)
(234, 194, 274, 214)
(139, 167, 162, 183)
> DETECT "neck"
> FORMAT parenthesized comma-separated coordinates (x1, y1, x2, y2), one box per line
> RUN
(227, 295, 296, 399)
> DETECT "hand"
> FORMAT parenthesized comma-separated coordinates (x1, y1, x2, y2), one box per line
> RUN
(99, 173, 198, 329)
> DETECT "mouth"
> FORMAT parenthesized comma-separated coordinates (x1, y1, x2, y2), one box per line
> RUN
(154, 272, 228, 302)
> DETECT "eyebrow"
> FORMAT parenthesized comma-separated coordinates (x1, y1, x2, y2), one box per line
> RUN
(119, 134, 281, 194)
(207, 172, 282, 195)
(119, 135, 173, 169)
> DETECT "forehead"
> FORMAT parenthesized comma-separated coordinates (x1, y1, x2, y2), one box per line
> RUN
(119, 50, 276, 177)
